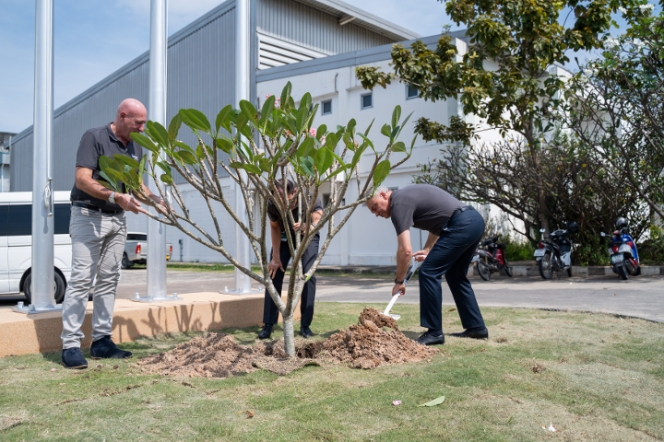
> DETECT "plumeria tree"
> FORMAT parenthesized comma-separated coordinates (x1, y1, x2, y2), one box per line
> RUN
(99, 82, 415, 357)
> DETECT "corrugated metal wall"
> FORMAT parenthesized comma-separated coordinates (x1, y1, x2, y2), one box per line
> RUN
(11, 0, 399, 191)
(257, 0, 394, 54)
(11, 1, 237, 191)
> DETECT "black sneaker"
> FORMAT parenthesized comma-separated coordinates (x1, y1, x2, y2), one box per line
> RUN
(300, 326, 314, 338)
(90, 336, 132, 359)
(258, 324, 273, 340)
(62, 347, 88, 369)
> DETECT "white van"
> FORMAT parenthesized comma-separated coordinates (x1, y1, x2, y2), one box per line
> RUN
(0, 191, 72, 303)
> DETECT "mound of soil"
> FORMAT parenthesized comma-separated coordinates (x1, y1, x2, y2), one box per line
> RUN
(138, 334, 257, 378)
(316, 308, 437, 369)
(138, 308, 437, 377)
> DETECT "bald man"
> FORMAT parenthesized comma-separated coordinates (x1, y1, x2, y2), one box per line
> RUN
(61, 98, 166, 369)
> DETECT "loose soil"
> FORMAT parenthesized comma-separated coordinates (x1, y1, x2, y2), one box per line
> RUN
(138, 308, 438, 377)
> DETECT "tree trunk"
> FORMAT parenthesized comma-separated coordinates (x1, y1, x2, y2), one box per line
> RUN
(283, 315, 295, 358)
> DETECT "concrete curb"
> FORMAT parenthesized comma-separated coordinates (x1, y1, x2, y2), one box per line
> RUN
(0, 292, 296, 358)
(316, 264, 664, 278)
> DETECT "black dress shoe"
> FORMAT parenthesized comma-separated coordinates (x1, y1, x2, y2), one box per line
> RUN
(415, 331, 445, 346)
(258, 324, 273, 340)
(449, 328, 489, 340)
(300, 326, 314, 338)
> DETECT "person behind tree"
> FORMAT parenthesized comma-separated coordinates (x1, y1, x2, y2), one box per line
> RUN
(258, 179, 323, 340)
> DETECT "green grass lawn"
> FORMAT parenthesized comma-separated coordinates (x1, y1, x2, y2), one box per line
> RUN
(1, 303, 663, 441)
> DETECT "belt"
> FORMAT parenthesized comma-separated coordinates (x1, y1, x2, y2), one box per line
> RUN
(441, 206, 474, 232)
(72, 201, 123, 215)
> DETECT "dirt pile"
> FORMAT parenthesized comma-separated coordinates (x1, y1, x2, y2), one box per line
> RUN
(138, 308, 437, 377)
(317, 308, 438, 369)
(137, 334, 257, 378)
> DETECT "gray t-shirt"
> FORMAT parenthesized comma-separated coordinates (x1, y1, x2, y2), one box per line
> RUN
(389, 184, 464, 235)
(70, 124, 143, 211)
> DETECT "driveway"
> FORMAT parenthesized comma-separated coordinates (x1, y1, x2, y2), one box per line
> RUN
(2, 269, 663, 323)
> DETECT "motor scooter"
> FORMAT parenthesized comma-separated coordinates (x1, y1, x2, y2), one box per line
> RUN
(533, 221, 579, 279)
(471, 234, 513, 281)
(601, 217, 641, 280)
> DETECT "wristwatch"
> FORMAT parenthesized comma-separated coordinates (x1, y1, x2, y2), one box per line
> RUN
(108, 192, 116, 204)
(394, 278, 404, 284)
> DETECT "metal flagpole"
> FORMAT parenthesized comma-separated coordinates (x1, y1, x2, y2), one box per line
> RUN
(15, 0, 60, 314)
(135, 0, 179, 302)
(226, 0, 258, 294)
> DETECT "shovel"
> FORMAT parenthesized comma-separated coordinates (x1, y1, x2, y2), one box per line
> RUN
(382, 258, 422, 320)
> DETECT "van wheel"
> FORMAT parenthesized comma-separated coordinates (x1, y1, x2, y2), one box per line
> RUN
(122, 253, 133, 269)
(24, 271, 67, 304)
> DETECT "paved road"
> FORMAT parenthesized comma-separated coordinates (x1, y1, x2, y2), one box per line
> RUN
(2, 269, 663, 323)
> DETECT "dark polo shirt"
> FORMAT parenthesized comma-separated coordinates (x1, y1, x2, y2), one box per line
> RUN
(70, 124, 143, 211)
(389, 184, 464, 236)
(267, 196, 324, 241)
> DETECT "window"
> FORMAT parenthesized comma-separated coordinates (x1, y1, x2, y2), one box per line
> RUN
(406, 85, 419, 99)
(1, 203, 70, 236)
(361, 93, 373, 110)
(321, 99, 332, 115)
(127, 233, 148, 241)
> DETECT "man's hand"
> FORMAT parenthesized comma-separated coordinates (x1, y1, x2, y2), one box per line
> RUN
(292, 222, 301, 231)
(413, 249, 429, 262)
(268, 257, 284, 279)
(115, 193, 147, 215)
(392, 282, 406, 297)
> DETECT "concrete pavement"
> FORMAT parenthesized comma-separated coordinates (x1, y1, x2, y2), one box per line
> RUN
(3, 268, 661, 323)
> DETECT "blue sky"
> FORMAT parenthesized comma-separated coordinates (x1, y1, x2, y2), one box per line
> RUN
(0, 0, 629, 134)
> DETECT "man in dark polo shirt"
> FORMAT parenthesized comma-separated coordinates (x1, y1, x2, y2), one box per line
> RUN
(366, 184, 488, 345)
(61, 98, 167, 369)
(258, 180, 324, 340)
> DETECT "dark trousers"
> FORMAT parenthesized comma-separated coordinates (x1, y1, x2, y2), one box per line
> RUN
(263, 234, 319, 327)
(419, 208, 486, 332)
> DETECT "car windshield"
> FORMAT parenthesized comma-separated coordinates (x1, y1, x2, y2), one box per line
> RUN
(127, 234, 147, 241)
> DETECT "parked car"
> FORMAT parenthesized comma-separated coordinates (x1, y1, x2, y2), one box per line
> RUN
(0, 191, 72, 303)
(122, 232, 172, 269)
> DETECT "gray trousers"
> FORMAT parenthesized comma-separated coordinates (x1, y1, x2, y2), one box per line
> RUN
(61, 206, 126, 349)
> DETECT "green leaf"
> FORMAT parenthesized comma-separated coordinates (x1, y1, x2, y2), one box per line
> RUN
(300, 156, 315, 176)
(215, 105, 233, 133)
(363, 118, 375, 137)
(240, 100, 258, 125)
(324, 132, 339, 150)
(262, 95, 276, 117)
(168, 113, 183, 140)
(373, 159, 391, 187)
(316, 124, 327, 141)
(315, 147, 335, 175)
(180, 109, 211, 133)
(391, 141, 406, 153)
(280, 82, 292, 109)
(146, 121, 169, 147)
(160, 174, 174, 185)
(418, 396, 445, 407)
(243, 164, 262, 175)
(112, 153, 140, 169)
(381, 124, 392, 137)
(297, 137, 315, 157)
(391, 105, 401, 129)
(229, 162, 245, 169)
(131, 132, 159, 154)
(215, 137, 234, 154)
(178, 150, 198, 165)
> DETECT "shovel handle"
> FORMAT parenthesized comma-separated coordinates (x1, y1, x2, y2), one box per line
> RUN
(384, 293, 400, 316)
